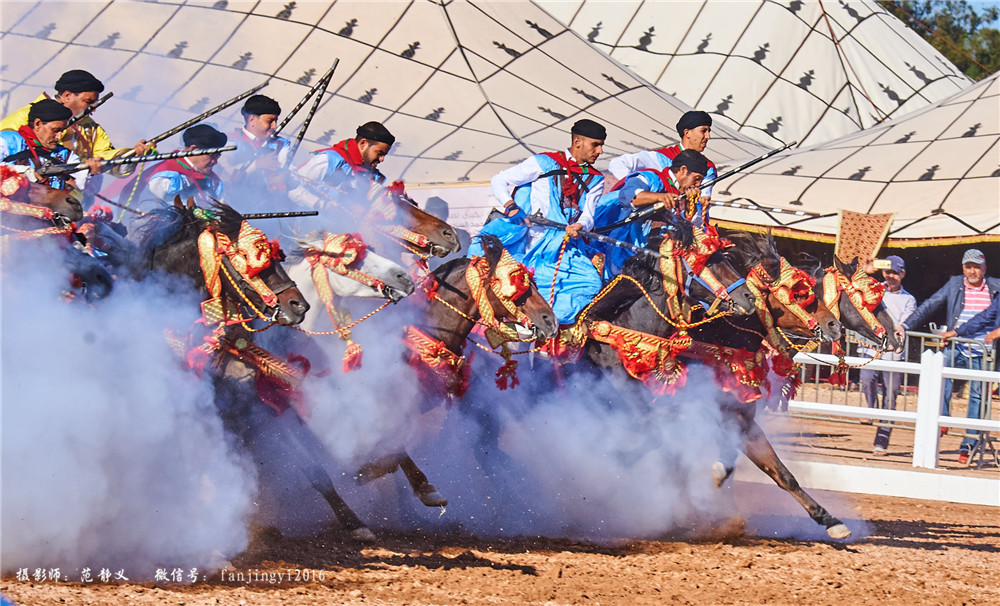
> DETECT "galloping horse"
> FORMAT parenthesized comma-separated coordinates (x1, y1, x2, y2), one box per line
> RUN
(686, 232, 851, 539)
(354, 234, 558, 506)
(133, 201, 378, 542)
(0, 166, 112, 300)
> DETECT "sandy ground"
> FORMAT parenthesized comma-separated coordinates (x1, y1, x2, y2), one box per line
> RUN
(5, 388, 998, 606)
(4, 481, 998, 606)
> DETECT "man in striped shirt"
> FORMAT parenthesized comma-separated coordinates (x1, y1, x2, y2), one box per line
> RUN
(905, 249, 999, 463)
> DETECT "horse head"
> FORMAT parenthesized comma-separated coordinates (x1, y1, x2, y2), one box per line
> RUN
(823, 256, 900, 352)
(291, 231, 414, 302)
(137, 200, 309, 325)
(477, 235, 558, 340)
(365, 184, 461, 258)
(1, 165, 83, 223)
(680, 225, 755, 316)
(749, 257, 841, 342)
(730, 233, 840, 343)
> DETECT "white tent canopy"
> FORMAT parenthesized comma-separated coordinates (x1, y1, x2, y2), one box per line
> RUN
(710, 71, 999, 241)
(0, 0, 768, 186)
(540, 0, 972, 148)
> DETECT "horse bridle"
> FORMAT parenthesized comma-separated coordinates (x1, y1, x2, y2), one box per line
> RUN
(822, 267, 888, 346)
(199, 221, 292, 323)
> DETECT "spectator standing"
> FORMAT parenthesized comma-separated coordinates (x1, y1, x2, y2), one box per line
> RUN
(865, 256, 916, 455)
(904, 249, 1000, 463)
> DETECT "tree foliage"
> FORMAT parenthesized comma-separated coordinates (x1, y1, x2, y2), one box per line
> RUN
(877, 0, 1000, 79)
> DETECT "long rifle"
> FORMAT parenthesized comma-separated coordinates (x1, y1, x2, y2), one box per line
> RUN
(526, 214, 663, 261)
(594, 140, 798, 234)
(282, 61, 337, 170)
(37, 145, 236, 177)
(65, 92, 113, 129)
(117, 80, 268, 159)
(242, 210, 319, 220)
(272, 59, 339, 139)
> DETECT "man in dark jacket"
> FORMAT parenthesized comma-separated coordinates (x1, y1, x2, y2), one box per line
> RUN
(904, 249, 999, 463)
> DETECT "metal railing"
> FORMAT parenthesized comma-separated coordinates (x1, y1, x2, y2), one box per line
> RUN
(787, 331, 999, 470)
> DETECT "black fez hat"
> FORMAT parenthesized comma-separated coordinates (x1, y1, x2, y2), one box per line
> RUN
(675, 110, 712, 138)
(183, 124, 228, 149)
(671, 148, 710, 177)
(356, 121, 395, 146)
(54, 69, 105, 94)
(571, 118, 606, 140)
(241, 94, 282, 118)
(27, 98, 73, 124)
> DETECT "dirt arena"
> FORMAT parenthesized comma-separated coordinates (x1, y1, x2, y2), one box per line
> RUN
(4, 479, 997, 606)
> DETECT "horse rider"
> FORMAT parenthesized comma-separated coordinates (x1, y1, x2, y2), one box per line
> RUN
(117, 124, 227, 225)
(470, 118, 607, 326)
(222, 94, 294, 203)
(593, 148, 710, 278)
(0, 99, 101, 190)
(0, 69, 150, 198)
(608, 110, 718, 203)
(288, 121, 395, 213)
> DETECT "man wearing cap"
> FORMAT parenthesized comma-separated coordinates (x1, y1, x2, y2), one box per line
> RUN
(287, 121, 395, 211)
(0, 99, 101, 189)
(469, 118, 606, 325)
(904, 249, 1000, 463)
(223, 94, 292, 198)
(117, 124, 227, 221)
(0, 69, 149, 163)
(592, 148, 710, 278)
(861, 255, 916, 455)
(607, 110, 718, 201)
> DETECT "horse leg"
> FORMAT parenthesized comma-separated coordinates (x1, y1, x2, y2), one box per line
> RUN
(741, 419, 851, 539)
(398, 453, 448, 507)
(271, 413, 376, 542)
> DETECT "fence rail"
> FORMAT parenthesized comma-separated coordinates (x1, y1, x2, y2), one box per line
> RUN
(790, 341, 999, 470)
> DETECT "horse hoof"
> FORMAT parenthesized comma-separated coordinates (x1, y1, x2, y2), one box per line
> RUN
(712, 461, 733, 487)
(419, 490, 448, 507)
(827, 523, 851, 539)
(417, 484, 448, 507)
(349, 527, 376, 543)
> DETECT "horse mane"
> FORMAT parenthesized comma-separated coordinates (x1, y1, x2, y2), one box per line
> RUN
(726, 231, 781, 277)
(796, 252, 825, 280)
(132, 201, 245, 276)
(476, 234, 505, 269)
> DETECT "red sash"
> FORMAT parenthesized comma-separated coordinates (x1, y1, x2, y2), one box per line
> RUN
(540, 151, 601, 212)
(13, 126, 46, 166)
(317, 138, 367, 176)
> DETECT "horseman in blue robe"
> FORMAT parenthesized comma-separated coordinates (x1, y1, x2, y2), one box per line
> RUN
(0, 99, 100, 190)
(287, 121, 394, 213)
(469, 119, 607, 325)
(594, 148, 709, 279)
(608, 110, 718, 202)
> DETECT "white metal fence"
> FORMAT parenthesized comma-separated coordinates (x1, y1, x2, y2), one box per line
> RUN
(789, 342, 1000, 470)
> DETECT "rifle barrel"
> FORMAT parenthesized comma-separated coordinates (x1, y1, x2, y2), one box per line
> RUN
(116, 81, 268, 160)
(273, 59, 339, 139)
(38, 146, 237, 177)
(242, 210, 320, 220)
(283, 60, 338, 170)
(65, 92, 113, 129)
